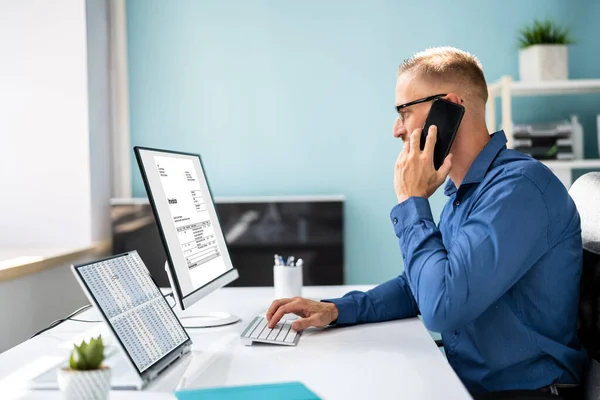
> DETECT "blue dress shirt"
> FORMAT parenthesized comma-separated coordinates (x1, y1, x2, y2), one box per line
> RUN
(324, 131, 587, 394)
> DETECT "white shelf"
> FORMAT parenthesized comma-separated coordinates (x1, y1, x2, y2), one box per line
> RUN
(542, 159, 600, 169)
(540, 159, 600, 189)
(486, 76, 600, 188)
(489, 79, 600, 97)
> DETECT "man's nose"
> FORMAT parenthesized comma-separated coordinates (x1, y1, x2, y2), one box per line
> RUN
(393, 117, 406, 138)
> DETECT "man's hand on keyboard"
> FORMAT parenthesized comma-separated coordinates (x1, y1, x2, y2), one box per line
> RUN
(266, 297, 339, 330)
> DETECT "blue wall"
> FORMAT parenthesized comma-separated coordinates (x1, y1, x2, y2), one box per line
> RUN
(127, 0, 600, 285)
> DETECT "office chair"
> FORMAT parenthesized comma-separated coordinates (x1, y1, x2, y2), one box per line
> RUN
(569, 171, 600, 400)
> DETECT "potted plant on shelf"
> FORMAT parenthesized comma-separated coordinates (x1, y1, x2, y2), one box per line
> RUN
(57, 335, 111, 400)
(518, 19, 574, 82)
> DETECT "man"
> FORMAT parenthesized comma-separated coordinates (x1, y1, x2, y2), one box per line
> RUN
(266, 47, 587, 398)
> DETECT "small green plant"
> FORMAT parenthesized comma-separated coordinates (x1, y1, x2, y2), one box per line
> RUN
(69, 335, 105, 371)
(518, 19, 574, 49)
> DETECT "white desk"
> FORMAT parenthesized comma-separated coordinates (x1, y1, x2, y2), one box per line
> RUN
(0, 286, 472, 399)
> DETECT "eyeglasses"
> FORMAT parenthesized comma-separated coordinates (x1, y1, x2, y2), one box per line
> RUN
(395, 93, 447, 123)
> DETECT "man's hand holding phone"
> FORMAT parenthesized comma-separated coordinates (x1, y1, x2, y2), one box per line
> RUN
(394, 125, 452, 204)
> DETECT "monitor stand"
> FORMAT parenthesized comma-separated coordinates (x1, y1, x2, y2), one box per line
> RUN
(164, 262, 240, 328)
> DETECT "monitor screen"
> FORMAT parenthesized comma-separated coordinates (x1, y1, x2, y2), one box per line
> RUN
(134, 147, 237, 305)
(72, 252, 190, 375)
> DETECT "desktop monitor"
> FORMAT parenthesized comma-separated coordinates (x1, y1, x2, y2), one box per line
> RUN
(134, 147, 239, 325)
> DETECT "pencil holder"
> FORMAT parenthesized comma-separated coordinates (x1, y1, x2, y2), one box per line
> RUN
(273, 264, 303, 299)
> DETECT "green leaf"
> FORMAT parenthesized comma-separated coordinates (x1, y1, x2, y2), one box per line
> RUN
(86, 336, 105, 369)
(69, 349, 77, 370)
(70, 344, 88, 370)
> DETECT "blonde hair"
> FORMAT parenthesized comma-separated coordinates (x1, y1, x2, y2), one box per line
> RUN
(398, 47, 488, 106)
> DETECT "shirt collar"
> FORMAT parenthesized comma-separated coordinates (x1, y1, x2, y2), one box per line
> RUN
(444, 130, 508, 196)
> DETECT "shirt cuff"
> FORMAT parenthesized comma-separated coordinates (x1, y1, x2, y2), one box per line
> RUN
(389, 197, 434, 237)
(321, 297, 357, 325)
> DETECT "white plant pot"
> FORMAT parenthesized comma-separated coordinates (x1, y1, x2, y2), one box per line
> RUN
(518, 44, 568, 81)
(57, 366, 111, 400)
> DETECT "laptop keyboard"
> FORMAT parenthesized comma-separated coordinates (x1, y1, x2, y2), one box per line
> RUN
(241, 316, 301, 346)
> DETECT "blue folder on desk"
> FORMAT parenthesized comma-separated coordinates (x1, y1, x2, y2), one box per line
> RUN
(174, 381, 321, 400)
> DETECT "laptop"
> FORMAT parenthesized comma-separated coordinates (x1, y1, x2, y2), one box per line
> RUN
(30, 251, 192, 390)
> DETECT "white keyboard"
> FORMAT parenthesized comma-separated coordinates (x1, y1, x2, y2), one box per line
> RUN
(240, 316, 301, 346)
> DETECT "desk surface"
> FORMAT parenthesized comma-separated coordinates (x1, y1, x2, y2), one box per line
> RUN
(0, 286, 472, 399)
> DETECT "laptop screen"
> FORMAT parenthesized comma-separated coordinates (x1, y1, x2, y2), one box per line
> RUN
(73, 251, 190, 374)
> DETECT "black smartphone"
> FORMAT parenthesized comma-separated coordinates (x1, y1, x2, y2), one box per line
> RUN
(420, 98, 465, 170)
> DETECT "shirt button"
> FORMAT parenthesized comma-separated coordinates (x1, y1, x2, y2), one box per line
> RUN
(454, 200, 460, 206)
(392, 218, 398, 225)
(453, 331, 458, 336)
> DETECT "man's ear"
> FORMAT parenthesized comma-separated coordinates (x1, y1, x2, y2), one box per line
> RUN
(444, 93, 462, 105)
